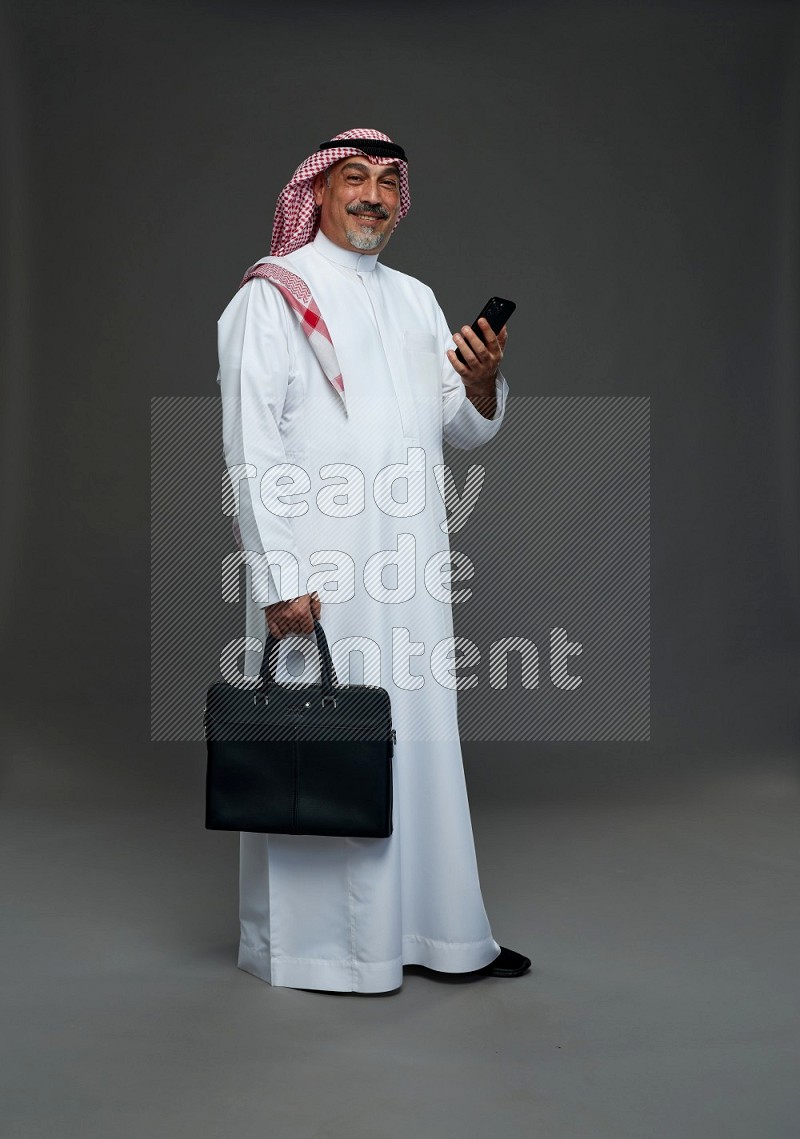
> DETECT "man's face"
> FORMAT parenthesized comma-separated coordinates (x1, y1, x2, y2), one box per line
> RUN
(313, 158, 401, 254)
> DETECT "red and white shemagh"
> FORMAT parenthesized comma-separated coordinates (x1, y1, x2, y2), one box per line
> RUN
(238, 261, 343, 404)
(236, 128, 410, 417)
(269, 127, 410, 258)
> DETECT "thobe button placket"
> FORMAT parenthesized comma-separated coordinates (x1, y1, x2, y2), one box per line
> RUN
(359, 271, 420, 447)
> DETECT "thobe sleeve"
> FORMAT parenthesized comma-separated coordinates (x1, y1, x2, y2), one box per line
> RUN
(431, 301, 510, 451)
(218, 277, 314, 606)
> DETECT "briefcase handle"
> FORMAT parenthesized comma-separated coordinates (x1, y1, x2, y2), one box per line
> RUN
(258, 618, 339, 697)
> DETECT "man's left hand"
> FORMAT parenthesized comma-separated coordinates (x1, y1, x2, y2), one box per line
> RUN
(447, 318, 508, 390)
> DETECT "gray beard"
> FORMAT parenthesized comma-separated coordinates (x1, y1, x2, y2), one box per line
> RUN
(345, 225, 385, 251)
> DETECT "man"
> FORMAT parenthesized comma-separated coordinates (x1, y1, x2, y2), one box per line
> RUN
(217, 127, 529, 992)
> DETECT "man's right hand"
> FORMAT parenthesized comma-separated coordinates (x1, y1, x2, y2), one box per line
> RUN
(264, 592, 321, 640)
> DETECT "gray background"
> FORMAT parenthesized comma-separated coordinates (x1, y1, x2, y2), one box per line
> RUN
(2, 1, 799, 1136)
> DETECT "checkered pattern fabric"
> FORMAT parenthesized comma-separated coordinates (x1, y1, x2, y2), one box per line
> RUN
(270, 127, 410, 257)
(238, 261, 345, 409)
(232, 130, 409, 424)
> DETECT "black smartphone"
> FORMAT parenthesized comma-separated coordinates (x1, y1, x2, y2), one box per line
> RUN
(454, 296, 516, 365)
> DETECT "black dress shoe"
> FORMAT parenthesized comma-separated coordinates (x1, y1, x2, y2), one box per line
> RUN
(405, 946, 531, 983)
(483, 946, 531, 977)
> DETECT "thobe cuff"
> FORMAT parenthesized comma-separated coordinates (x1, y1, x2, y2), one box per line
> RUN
(242, 549, 316, 608)
(444, 371, 509, 450)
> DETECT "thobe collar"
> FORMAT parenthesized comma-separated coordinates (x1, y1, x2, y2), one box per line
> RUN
(310, 228, 380, 274)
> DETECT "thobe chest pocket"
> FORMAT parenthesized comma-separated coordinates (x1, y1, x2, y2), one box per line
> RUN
(402, 330, 442, 442)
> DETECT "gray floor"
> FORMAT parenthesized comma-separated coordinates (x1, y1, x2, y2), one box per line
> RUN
(2, 716, 799, 1138)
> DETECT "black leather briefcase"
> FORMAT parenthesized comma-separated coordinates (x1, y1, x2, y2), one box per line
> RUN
(204, 619, 394, 837)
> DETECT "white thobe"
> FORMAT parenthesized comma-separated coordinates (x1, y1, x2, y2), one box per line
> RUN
(217, 228, 510, 992)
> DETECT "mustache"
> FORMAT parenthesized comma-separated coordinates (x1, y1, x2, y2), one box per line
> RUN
(346, 204, 390, 219)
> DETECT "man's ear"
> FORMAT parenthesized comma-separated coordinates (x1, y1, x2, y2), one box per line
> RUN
(312, 171, 326, 207)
